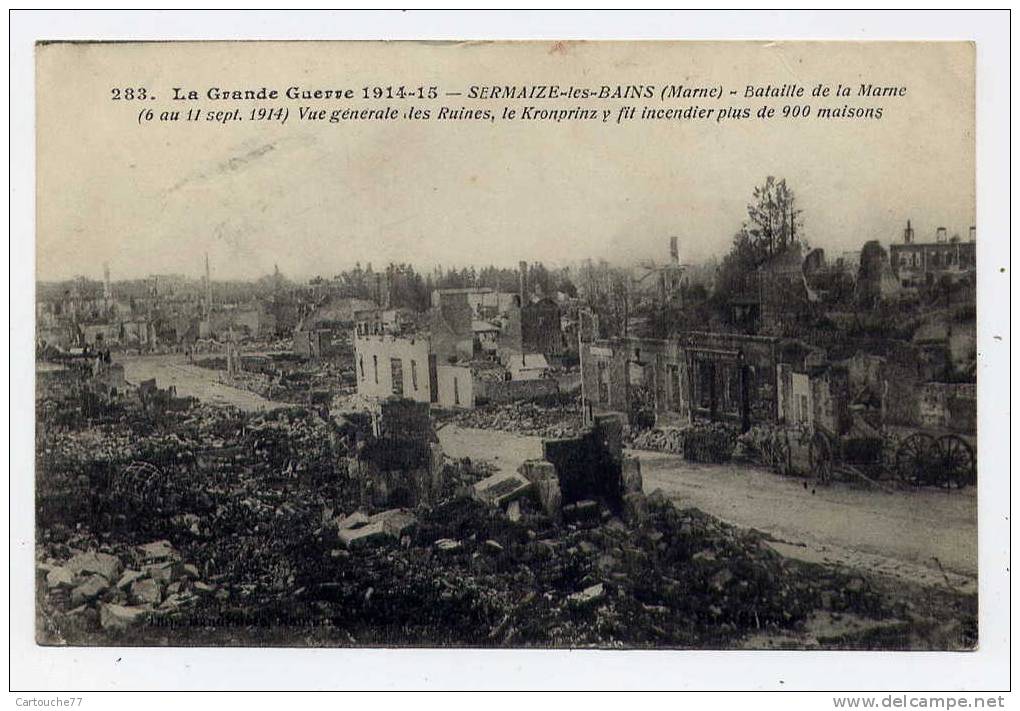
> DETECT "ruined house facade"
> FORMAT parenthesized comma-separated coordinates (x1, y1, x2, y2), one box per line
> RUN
(775, 345, 976, 436)
(354, 331, 557, 410)
(354, 333, 435, 404)
(890, 222, 976, 289)
(581, 331, 779, 430)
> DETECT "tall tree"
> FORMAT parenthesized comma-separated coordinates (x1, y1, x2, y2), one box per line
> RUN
(744, 176, 803, 258)
(715, 176, 806, 301)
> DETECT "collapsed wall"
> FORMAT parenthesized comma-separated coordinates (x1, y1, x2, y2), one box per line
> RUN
(543, 414, 628, 512)
(471, 413, 643, 520)
(346, 399, 445, 508)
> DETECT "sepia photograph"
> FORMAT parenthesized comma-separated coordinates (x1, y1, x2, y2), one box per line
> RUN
(10, 10, 1011, 695)
(32, 39, 979, 650)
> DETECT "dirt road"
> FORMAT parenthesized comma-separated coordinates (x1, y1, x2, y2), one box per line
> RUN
(120, 354, 286, 412)
(437, 423, 544, 475)
(437, 425, 977, 591)
(639, 450, 977, 591)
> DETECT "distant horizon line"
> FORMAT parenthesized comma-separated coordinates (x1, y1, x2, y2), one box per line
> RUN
(37, 229, 978, 284)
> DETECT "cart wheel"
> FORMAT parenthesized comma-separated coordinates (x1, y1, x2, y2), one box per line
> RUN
(935, 435, 975, 489)
(895, 433, 936, 486)
(809, 432, 833, 484)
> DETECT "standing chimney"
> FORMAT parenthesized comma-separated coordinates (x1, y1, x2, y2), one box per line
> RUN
(903, 220, 914, 244)
(936, 227, 947, 243)
(669, 236, 679, 265)
(518, 260, 529, 305)
(103, 262, 111, 300)
(969, 226, 976, 242)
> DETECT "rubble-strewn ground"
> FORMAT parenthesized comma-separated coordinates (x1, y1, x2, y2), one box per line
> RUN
(441, 425, 977, 589)
(434, 395, 586, 439)
(36, 367, 976, 649)
(192, 352, 354, 405)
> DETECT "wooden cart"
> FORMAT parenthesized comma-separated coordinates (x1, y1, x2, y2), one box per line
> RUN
(763, 420, 975, 490)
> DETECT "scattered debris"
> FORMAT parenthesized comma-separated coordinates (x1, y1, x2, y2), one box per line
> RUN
(567, 583, 605, 608)
(436, 398, 584, 438)
(100, 603, 150, 633)
(629, 423, 738, 463)
(46, 567, 76, 590)
(35, 366, 977, 649)
(66, 551, 123, 582)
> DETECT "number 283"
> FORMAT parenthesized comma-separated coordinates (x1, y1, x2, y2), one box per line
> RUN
(111, 87, 150, 100)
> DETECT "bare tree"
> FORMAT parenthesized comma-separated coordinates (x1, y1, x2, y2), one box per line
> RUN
(743, 176, 803, 257)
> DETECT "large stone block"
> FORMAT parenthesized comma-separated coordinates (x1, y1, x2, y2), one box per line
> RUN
(66, 551, 123, 583)
(116, 569, 146, 590)
(70, 575, 109, 606)
(136, 540, 179, 564)
(471, 471, 532, 506)
(144, 561, 184, 586)
(46, 566, 77, 590)
(567, 583, 605, 608)
(100, 603, 150, 633)
(337, 521, 389, 549)
(374, 509, 418, 538)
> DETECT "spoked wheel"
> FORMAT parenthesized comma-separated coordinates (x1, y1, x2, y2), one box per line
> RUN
(934, 435, 975, 489)
(895, 433, 936, 486)
(809, 432, 834, 484)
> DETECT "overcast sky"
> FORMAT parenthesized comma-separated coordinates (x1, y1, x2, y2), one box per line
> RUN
(36, 41, 975, 282)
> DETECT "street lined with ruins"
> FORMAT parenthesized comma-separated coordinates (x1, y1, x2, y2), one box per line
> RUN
(35, 177, 980, 651)
(439, 424, 977, 591)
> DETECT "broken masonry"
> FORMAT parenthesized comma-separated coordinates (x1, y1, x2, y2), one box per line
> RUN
(345, 399, 446, 508)
(469, 413, 644, 520)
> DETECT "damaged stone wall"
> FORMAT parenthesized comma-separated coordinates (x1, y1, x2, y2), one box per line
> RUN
(349, 399, 444, 508)
(463, 413, 638, 519)
(541, 415, 629, 513)
(584, 333, 776, 430)
(920, 382, 977, 434)
(581, 340, 631, 420)
(435, 364, 474, 409)
(354, 334, 432, 404)
(680, 331, 779, 426)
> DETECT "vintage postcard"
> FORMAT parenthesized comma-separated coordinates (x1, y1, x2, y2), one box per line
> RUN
(33, 40, 979, 651)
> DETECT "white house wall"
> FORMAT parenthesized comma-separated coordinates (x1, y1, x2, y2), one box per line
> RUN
(354, 334, 432, 403)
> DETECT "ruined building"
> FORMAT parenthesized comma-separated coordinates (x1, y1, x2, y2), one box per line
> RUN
(580, 330, 780, 431)
(889, 221, 976, 289)
(854, 241, 903, 305)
